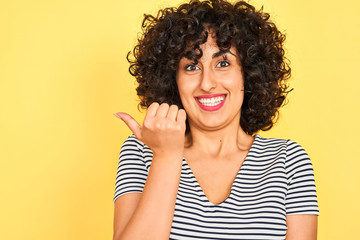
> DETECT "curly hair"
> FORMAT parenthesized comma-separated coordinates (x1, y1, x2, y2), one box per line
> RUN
(127, 0, 291, 135)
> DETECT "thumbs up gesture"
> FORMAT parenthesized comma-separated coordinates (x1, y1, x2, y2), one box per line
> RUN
(114, 103, 187, 159)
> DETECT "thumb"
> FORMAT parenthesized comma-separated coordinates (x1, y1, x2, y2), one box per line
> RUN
(114, 112, 142, 139)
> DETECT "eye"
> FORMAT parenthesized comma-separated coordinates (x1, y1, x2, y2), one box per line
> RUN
(185, 64, 199, 71)
(217, 60, 230, 68)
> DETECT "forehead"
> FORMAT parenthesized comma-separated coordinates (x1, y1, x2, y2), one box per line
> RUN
(183, 34, 238, 61)
(199, 35, 219, 53)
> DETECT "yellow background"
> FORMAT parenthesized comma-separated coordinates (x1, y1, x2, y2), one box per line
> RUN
(1, 0, 359, 239)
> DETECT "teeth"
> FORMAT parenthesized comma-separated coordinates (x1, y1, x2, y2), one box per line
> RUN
(197, 96, 225, 106)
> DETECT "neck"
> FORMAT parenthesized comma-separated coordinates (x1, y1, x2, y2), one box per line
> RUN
(185, 119, 254, 158)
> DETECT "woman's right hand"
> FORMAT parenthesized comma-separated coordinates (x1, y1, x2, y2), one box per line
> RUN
(114, 102, 187, 159)
(113, 103, 187, 240)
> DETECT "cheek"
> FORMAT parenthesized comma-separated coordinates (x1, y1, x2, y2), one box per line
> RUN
(177, 76, 198, 99)
(176, 81, 190, 106)
(222, 78, 244, 92)
(220, 69, 244, 87)
(176, 80, 186, 96)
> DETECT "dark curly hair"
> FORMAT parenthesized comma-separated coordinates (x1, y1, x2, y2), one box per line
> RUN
(127, 0, 291, 135)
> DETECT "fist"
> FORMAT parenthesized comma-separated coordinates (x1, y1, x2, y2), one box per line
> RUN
(114, 103, 187, 158)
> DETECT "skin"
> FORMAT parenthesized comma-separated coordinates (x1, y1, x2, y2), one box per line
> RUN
(113, 103, 186, 240)
(113, 33, 318, 239)
(176, 35, 255, 205)
(286, 215, 318, 240)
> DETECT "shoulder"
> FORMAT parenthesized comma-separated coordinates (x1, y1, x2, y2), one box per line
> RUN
(255, 134, 315, 178)
(252, 134, 288, 154)
(120, 135, 153, 164)
(121, 134, 144, 152)
(121, 135, 152, 153)
(257, 135, 314, 175)
(254, 134, 288, 146)
(254, 134, 309, 154)
(254, 135, 312, 164)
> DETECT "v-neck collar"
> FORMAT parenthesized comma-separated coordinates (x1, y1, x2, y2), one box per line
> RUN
(182, 134, 260, 206)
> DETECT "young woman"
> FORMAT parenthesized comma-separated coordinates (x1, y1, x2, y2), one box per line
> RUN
(113, 0, 319, 239)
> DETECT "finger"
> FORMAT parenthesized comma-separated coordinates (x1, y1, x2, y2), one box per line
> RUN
(176, 109, 187, 124)
(146, 102, 159, 118)
(166, 105, 179, 120)
(114, 112, 142, 139)
(155, 103, 170, 118)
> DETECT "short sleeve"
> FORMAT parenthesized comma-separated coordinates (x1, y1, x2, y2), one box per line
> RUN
(113, 135, 149, 204)
(285, 140, 319, 215)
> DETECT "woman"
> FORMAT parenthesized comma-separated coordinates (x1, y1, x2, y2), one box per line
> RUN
(113, 0, 319, 239)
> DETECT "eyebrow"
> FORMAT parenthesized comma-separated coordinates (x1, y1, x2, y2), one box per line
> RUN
(212, 49, 236, 58)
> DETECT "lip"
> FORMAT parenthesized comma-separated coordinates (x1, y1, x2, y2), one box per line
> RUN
(195, 94, 227, 111)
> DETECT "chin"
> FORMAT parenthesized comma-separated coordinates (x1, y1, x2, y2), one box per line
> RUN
(196, 118, 230, 130)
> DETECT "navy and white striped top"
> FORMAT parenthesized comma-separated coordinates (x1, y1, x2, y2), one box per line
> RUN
(114, 134, 319, 239)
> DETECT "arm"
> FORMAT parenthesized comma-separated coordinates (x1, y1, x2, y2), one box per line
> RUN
(285, 140, 319, 240)
(115, 154, 183, 240)
(113, 103, 186, 240)
(113, 193, 141, 239)
(286, 214, 318, 240)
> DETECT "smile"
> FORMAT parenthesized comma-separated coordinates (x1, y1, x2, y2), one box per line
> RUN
(195, 94, 226, 111)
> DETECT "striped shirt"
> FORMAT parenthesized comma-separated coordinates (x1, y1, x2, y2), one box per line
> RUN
(114, 134, 319, 239)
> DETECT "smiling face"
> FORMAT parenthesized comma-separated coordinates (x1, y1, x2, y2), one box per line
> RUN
(176, 34, 245, 132)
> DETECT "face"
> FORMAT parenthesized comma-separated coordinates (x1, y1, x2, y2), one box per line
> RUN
(176, 34, 245, 132)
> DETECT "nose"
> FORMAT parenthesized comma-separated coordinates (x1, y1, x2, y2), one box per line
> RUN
(199, 68, 217, 92)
